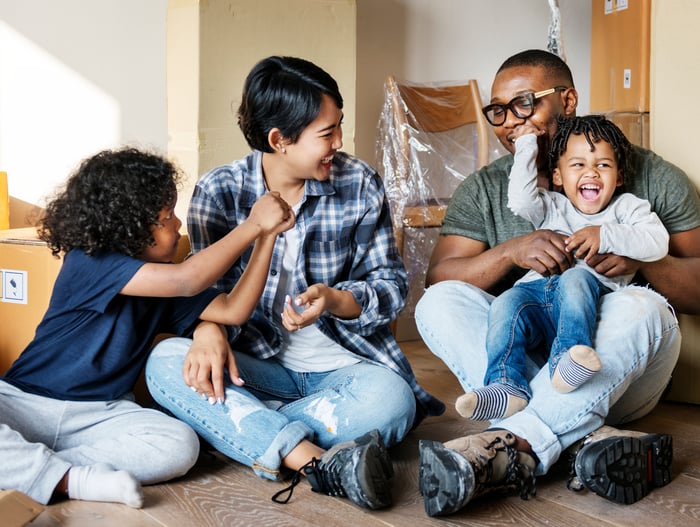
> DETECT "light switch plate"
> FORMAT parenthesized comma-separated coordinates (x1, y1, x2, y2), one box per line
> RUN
(1, 269, 28, 304)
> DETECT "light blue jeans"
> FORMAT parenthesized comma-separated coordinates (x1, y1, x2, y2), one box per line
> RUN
(0, 380, 199, 505)
(415, 280, 680, 475)
(145, 338, 416, 481)
(486, 268, 609, 398)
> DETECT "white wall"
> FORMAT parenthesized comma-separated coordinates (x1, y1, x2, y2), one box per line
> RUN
(0, 0, 167, 223)
(356, 0, 591, 163)
(0, 0, 592, 223)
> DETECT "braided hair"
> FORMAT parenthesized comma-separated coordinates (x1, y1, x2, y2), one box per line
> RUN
(549, 114, 631, 185)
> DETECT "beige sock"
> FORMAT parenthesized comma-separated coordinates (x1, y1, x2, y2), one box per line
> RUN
(455, 387, 527, 420)
(551, 345, 602, 393)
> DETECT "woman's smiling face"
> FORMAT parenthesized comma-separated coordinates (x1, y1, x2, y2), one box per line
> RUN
(284, 94, 344, 182)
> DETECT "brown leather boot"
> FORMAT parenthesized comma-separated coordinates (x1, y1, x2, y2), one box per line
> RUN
(419, 430, 536, 517)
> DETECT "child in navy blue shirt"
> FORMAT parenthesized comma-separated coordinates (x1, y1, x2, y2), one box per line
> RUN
(0, 147, 293, 507)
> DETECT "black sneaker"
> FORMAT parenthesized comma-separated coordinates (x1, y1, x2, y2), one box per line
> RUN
(271, 429, 393, 509)
(419, 432, 536, 517)
(574, 432, 672, 504)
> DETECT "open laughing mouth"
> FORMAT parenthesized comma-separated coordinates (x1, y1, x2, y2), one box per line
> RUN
(579, 184, 601, 201)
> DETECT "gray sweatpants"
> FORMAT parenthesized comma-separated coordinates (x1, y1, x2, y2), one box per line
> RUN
(0, 380, 200, 504)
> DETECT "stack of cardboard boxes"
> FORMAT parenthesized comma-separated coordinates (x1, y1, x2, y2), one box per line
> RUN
(590, 0, 650, 148)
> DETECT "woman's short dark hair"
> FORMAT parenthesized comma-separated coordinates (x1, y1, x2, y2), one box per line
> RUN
(549, 114, 632, 185)
(237, 56, 343, 152)
(39, 147, 182, 257)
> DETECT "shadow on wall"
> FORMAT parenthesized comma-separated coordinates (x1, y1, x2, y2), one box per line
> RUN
(355, 0, 407, 164)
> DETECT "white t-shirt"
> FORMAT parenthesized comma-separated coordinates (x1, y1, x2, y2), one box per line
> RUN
(273, 205, 360, 372)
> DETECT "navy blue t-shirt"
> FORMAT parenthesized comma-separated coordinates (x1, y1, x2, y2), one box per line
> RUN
(3, 250, 220, 401)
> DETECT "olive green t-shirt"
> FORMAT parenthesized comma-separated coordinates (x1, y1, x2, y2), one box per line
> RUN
(441, 145, 700, 294)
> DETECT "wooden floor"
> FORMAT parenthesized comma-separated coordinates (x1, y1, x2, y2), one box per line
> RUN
(29, 340, 700, 527)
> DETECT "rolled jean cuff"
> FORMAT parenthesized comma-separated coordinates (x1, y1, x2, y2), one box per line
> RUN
(495, 411, 561, 475)
(253, 421, 314, 481)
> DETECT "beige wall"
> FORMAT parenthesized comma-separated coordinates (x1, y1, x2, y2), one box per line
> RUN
(651, 0, 698, 187)
(168, 0, 357, 221)
(651, 0, 700, 403)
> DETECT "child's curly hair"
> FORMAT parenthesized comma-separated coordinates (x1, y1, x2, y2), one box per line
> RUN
(39, 147, 182, 257)
(549, 114, 632, 185)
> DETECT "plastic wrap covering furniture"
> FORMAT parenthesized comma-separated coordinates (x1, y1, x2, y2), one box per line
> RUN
(376, 76, 504, 320)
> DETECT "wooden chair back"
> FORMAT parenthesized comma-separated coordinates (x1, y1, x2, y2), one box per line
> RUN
(384, 75, 490, 254)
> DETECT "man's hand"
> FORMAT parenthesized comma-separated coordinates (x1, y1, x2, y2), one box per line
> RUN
(510, 229, 573, 276)
(586, 253, 641, 278)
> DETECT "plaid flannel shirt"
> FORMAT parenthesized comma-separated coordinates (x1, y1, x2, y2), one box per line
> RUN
(187, 150, 444, 422)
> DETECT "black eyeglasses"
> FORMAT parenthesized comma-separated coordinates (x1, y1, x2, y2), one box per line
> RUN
(482, 86, 568, 126)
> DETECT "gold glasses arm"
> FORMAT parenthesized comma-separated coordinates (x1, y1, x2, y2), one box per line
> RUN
(532, 86, 569, 100)
(532, 88, 557, 99)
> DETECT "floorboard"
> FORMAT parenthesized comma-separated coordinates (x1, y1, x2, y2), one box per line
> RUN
(25, 339, 700, 526)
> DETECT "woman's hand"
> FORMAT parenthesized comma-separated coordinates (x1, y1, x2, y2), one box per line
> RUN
(280, 285, 328, 332)
(281, 284, 362, 332)
(182, 322, 244, 403)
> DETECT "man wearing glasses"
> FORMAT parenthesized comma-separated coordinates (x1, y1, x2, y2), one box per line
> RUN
(415, 49, 700, 516)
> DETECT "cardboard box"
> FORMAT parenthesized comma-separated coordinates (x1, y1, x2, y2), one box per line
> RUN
(0, 490, 44, 527)
(590, 0, 651, 113)
(606, 111, 649, 149)
(0, 228, 62, 374)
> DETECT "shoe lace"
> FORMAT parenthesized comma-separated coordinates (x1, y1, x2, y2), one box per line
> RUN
(271, 456, 347, 505)
(565, 450, 585, 492)
(479, 437, 537, 501)
(563, 435, 590, 492)
(502, 442, 537, 500)
(271, 463, 306, 504)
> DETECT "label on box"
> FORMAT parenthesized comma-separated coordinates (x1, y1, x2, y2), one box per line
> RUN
(1, 269, 28, 304)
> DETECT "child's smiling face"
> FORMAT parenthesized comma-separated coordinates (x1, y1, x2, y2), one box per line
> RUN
(552, 133, 622, 215)
(141, 204, 182, 263)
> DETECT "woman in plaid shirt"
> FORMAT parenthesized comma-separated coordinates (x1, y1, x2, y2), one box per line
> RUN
(146, 56, 444, 510)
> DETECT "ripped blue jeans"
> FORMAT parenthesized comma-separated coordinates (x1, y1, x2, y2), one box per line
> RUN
(145, 338, 415, 481)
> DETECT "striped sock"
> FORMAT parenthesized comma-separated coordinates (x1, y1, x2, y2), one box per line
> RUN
(455, 384, 528, 421)
(551, 345, 602, 393)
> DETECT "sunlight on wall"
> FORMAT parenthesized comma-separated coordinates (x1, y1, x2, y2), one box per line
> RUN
(0, 21, 120, 207)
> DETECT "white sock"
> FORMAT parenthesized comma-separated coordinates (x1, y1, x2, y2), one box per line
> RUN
(67, 463, 144, 508)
